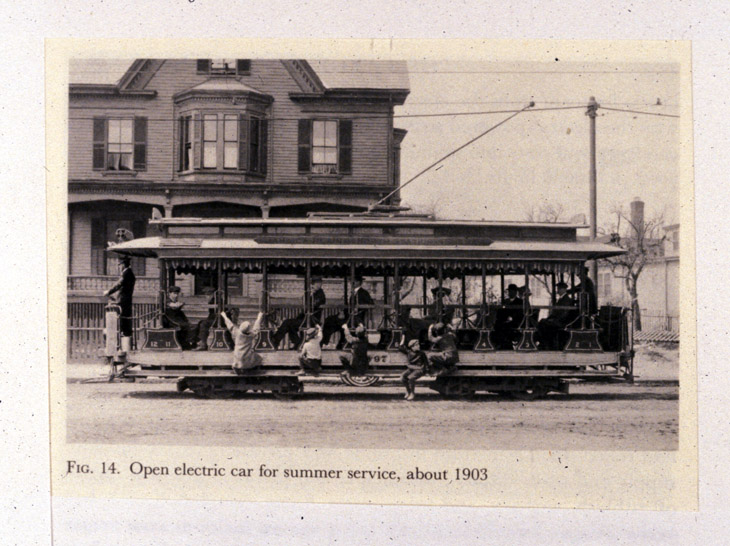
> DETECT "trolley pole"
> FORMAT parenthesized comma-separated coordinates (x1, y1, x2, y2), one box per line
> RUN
(586, 96, 599, 284)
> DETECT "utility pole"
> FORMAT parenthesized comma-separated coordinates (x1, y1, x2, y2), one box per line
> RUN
(586, 96, 599, 284)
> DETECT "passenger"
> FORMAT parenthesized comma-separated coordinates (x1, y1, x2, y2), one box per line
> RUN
(537, 282, 577, 350)
(493, 284, 524, 349)
(352, 277, 374, 327)
(103, 256, 136, 338)
(567, 267, 598, 316)
(163, 286, 196, 350)
(193, 287, 217, 351)
(221, 309, 265, 374)
(322, 309, 348, 349)
(427, 322, 459, 376)
(271, 277, 327, 350)
(311, 277, 326, 324)
(298, 324, 323, 376)
(339, 324, 370, 377)
(398, 338, 429, 401)
(427, 287, 455, 325)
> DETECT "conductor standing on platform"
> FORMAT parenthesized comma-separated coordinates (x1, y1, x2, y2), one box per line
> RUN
(103, 256, 136, 337)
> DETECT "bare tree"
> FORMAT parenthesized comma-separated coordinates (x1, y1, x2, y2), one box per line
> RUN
(600, 207, 666, 331)
(524, 202, 565, 223)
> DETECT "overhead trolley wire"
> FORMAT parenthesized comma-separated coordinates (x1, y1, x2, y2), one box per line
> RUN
(67, 105, 585, 123)
(370, 102, 536, 209)
(599, 106, 680, 118)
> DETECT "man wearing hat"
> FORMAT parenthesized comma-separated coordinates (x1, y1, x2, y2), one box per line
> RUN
(163, 285, 196, 350)
(103, 256, 136, 337)
(351, 276, 374, 328)
(427, 286, 454, 325)
(339, 323, 370, 376)
(398, 338, 429, 401)
(567, 266, 598, 317)
(298, 324, 323, 376)
(493, 283, 524, 349)
(537, 282, 578, 350)
(311, 277, 326, 325)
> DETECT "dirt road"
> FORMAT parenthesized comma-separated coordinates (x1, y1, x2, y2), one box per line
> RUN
(66, 380, 678, 450)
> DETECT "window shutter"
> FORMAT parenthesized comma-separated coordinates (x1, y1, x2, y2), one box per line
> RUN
(238, 114, 249, 173)
(338, 119, 352, 174)
(196, 59, 210, 73)
(133, 117, 147, 171)
(92, 118, 106, 170)
(297, 119, 311, 173)
(192, 113, 201, 169)
(90, 218, 106, 275)
(260, 119, 268, 175)
(237, 59, 251, 74)
(178, 116, 184, 171)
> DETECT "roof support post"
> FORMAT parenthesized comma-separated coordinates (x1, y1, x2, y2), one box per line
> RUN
(474, 262, 494, 351)
(387, 261, 403, 350)
(254, 261, 275, 351)
(437, 262, 444, 321)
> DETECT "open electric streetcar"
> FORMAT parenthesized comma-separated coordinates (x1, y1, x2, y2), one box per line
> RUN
(103, 212, 632, 399)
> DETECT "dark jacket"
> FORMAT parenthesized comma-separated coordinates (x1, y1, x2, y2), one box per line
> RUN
(496, 296, 524, 329)
(398, 345, 428, 370)
(548, 293, 577, 326)
(431, 331, 459, 361)
(311, 288, 326, 322)
(107, 266, 135, 310)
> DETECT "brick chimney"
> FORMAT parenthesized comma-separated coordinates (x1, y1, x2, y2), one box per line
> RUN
(630, 197, 644, 232)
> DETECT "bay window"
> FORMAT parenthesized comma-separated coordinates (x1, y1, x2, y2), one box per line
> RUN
(178, 112, 267, 174)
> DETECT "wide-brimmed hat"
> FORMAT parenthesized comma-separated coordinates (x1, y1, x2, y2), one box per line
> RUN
(304, 327, 318, 338)
(556, 281, 568, 289)
(168, 286, 181, 293)
(118, 256, 131, 265)
(311, 276, 323, 283)
(431, 287, 451, 296)
(507, 284, 518, 291)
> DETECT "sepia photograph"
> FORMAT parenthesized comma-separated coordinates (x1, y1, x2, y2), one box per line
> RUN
(64, 55, 681, 451)
(45, 39, 695, 510)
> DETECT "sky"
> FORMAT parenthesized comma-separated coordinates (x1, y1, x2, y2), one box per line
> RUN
(395, 60, 680, 227)
(69, 58, 681, 228)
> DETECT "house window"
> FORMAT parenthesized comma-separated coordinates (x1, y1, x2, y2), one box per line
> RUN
(93, 117, 147, 171)
(298, 119, 352, 175)
(223, 114, 238, 169)
(196, 59, 251, 75)
(202, 114, 217, 168)
(598, 272, 612, 300)
(178, 112, 267, 174)
(179, 115, 192, 171)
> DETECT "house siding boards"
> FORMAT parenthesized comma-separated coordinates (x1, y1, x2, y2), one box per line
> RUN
(68, 59, 409, 300)
(70, 60, 398, 190)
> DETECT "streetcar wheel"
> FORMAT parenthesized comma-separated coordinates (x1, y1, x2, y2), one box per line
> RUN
(511, 385, 548, 401)
(340, 372, 381, 387)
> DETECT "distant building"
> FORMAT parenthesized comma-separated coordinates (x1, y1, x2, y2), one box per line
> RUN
(596, 199, 679, 332)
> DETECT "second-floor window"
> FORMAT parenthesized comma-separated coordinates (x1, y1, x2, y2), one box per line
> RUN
(178, 113, 267, 174)
(93, 117, 147, 171)
(298, 119, 352, 175)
